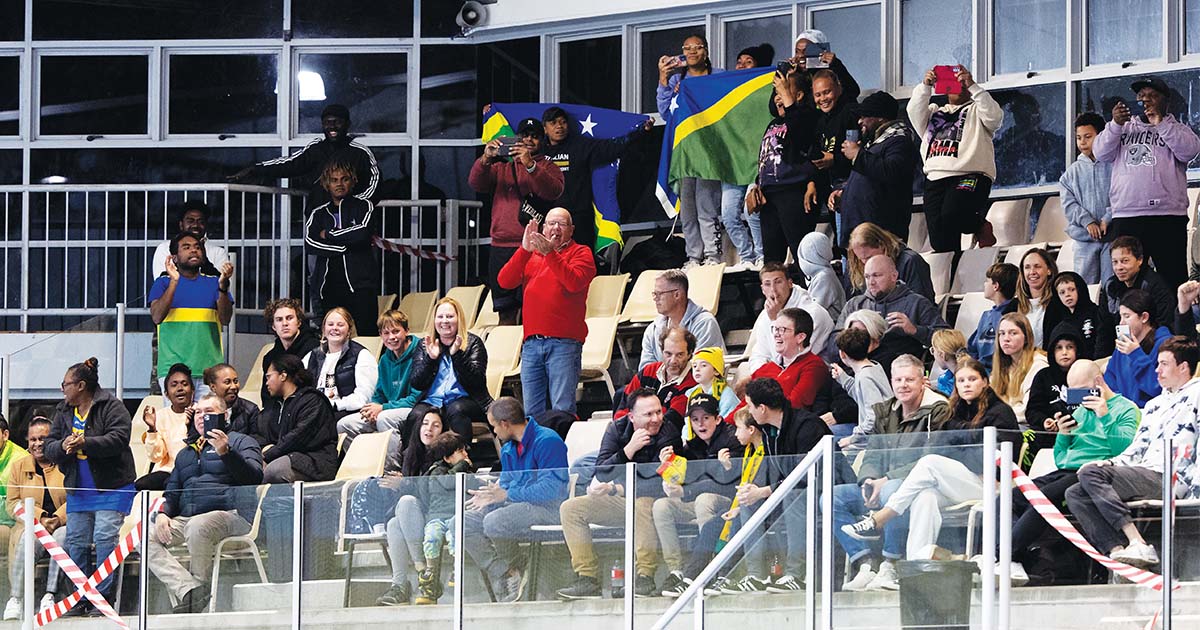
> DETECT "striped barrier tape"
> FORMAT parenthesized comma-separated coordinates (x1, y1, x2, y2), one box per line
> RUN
(14, 496, 164, 629)
(371, 236, 456, 262)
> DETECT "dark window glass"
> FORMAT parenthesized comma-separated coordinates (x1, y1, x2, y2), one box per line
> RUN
(1077, 70, 1200, 169)
(478, 38, 540, 115)
(422, 0, 463, 38)
(0, 56, 17, 136)
(169, 54, 278, 135)
(420, 45, 478, 140)
(1, 0, 21, 41)
(33, 0, 281, 39)
(296, 144, 412, 201)
(992, 83, 1067, 188)
(296, 53, 408, 135)
(0, 150, 19, 184)
(560, 36, 622, 110)
(723, 15, 790, 71)
(1189, 0, 1200, 55)
(421, 146, 480, 201)
(39, 55, 148, 136)
(31, 147, 280, 184)
(292, 0, 413, 38)
(641, 26, 706, 114)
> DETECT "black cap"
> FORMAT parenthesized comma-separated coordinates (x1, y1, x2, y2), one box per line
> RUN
(687, 394, 720, 418)
(857, 91, 899, 119)
(516, 117, 544, 138)
(1131, 77, 1170, 97)
(321, 103, 351, 121)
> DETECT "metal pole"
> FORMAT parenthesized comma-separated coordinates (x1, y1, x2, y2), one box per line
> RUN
(22, 497, 33, 630)
(226, 252, 238, 364)
(1, 354, 10, 422)
(1162, 437, 1174, 630)
(137, 490, 150, 628)
(453, 473, 465, 630)
(691, 586, 704, 630)
(292, 482, 303, 630)
(115, 302, 125, 400)
(805, 465, 816, 630)
(981, 427, 998, 629)
(624, 461, 636, 630)
(820, 435, 834, 630)
(999, 441, 1014, 630)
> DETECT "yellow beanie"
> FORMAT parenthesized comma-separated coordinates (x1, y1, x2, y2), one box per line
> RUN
(692, 346, 725, 377)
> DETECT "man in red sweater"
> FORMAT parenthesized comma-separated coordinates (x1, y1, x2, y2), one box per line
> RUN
(470, 118, 565, 324)
(748, 307, 828, 410)
(498, 208, 597, 416)
(614, 327, 698, 431)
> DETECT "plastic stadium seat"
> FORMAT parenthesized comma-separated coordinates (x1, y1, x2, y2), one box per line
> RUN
(580, 316, 620, 398)
(586, 273, 630, 318)
(908, 213, 931, 253)
(953, 292, 993, 338)
(483, 325, 524, 398)
(241, 342, 273, 397)
(949, 247, 999, 295)
(355, 336, 382, 358)
(377, 294, 397, 318)
(446, 284, 486, 331)
(1004, 243, 1041, 266)
(921, 251, 955, 299)
(620, 270, 666, 323)
(963, 199, 1031, 249)
(398, 290, 438, 336)
(1031, 196, 1068, 245)
(1056, 239, 1075, 273)
(685, 263, 725, 314)
(472, 291, 499, 335)
(1088, 284, 1100, 303)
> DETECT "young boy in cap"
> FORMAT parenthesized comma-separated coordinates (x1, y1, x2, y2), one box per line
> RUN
(686, 347, 738, 423)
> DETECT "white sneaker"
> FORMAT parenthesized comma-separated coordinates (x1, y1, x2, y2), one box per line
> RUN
(3, 597, 20, 621)
(750, 259, 764, 271)
(865, 560, 899, 591)
(1113, 541, 1160, 568)
(682, 260, 701, 271)
(38, 593, 54, 611)
(1007, 562, 1029, 586)
(724, 261, 751, 274)
(843, 565, 877, 591)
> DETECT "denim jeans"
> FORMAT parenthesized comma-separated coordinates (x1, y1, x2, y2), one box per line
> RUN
(520, 336, 583, 416)
(65, 509, 126, 599)
(720, 183, 760, 262)
(832, 479, 908, 563)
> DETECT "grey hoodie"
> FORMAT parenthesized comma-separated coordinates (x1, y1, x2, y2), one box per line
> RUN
(798, 232, 846, 321)
(639, 299, 725, 369)
(836, 281, 948, 346)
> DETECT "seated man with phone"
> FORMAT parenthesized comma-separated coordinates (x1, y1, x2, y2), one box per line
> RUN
(146, 393, 265, 614)
(998, 359, 1138, 584)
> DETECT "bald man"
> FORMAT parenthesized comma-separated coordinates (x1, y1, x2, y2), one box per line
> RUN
(1000, 359, 1138, 581)
(835, 254, 947, 347)
(498, 208, 597, 415)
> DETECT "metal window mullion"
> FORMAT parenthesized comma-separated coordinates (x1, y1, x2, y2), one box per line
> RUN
(148, 45, 162, 141)
(406, 38, 419, 191)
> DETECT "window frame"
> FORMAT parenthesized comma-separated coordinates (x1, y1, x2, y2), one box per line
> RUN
(162, 47, 283, 141)
(33, 48, 154, 141)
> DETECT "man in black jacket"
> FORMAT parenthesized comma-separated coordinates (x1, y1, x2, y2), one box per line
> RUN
(556, 389, 683, 600)
(1096, 236, 1176, 356)
(229, 103, 379, 207)
(257, 355, 338, 484)
(541, 106, 653, 252)
(833, 91, 920, 246)
(147, 393, 264, 613)
(260, 298, 321, 404)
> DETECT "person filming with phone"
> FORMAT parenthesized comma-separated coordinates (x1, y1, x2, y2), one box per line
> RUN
(1104, 289, 1174, 408)
(146, 392, 264, 614)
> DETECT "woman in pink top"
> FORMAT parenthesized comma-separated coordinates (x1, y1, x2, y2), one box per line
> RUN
(136, 363, 194, 490)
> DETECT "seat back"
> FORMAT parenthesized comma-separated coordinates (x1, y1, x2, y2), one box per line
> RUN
(581, 316, 620, 372)
(1056, 239, 1075, 273)
(685, 264, 725, 314)
(564, 420, 611, 467)
(472, 291, 499, 334)
(1088, 284, 1100, 303)
(484, 325, 525, 378)
(336, 430, 394, 480)
(1031, 197, 1067, 245)
(949, 247, 1000, 294)
(446, 284, 487, 331)
(953, 292, 994, 337)
(984, 199, 1032, 248)
(355, 336, 383, 359)
(621, 270, 667, 323)
(377, 294, 397, 318)
(398, 290, 439, 336)
(1003, 243, 1041, 266)
(921, 251, 955, 298)
(586, 274, 630, 318)
(1027, 447, 1058, 479)
(908, 213, 931, 253)
(241, 342, 274, 397)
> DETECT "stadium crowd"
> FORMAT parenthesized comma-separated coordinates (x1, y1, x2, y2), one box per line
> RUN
(3, 27, 1200, 616)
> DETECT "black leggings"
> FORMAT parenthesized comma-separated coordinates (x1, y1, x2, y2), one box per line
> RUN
(923, 174, 993, 253)
(401, 398, 485, 448)
(759, 184, 818, 264)
(135, 470, 170, 491)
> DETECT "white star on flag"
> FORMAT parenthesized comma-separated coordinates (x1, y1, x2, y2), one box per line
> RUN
(579, 114, 598, 136)
(669, 97, 679, 114)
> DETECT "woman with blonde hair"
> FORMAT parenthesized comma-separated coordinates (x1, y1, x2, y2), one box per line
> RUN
(405, 297, 491, 446)
(1015, 248, 1058, 348)
(990, 312, 1048, 428)
(302, 307, 379, 430)
(930, 329, 968, 396)
(846, 223, 935, 301)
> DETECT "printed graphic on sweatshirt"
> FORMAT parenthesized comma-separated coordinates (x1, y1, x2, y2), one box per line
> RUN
(758, 121, 789, 180)
(547, 149, 572, 173)
(927, 106, 970, 159)
(1120, 128, 1168, 169)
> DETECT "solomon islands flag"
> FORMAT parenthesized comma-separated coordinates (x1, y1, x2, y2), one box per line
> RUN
(482, 103, 646, 252)
(656, 67, 777, 217)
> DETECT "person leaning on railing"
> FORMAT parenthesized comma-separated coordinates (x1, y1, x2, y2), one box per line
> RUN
(4, 415, 66, 621)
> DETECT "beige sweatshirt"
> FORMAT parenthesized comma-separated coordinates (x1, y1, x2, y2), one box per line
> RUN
(907, 83, 1005, 182)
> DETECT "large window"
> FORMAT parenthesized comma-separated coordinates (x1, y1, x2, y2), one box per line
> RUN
(0, 56, 17, 136)
(1077, 69, 1200, 167)
(723, 14, 792, 71)
(559, 36, 622, 110)
(1188, 0, 1200, 55)
(421, 45, 479, 140)
(640, 25, 706, 114)
(30, 148, 280, 184)
(992, 83, 1067, 188)
(811, 3, 883, 92)
(168, 54, 278, 136)
(0, 150, 19, 184)
(32, 1, 282, 40)
(421, 146, 482, 201)
(477, 38, 540, 114)
(292, 0, 413, 39)
(39, 55, 149, 137)
(295, 53, 409, 136)
(994, 0, 1065, 74)
(1088, 0, 1161, 65)
(901, 0, 972, 86)
(0, 0, 21, 41)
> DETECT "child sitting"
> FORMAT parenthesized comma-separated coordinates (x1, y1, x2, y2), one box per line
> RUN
(1049, 272, 1100, 358)
(415, 431, 476, 605)
(930, 329, 968, 397)
(687, 347, 739, 424)
(831, 328, 892, 449)
(968, 262, 1019, 371)
(1059, 112, 1113, 284)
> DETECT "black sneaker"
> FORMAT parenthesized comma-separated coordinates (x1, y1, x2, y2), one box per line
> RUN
(376, 583, 412, 606)
(659, 571, 685, 597)
(171, 584, 211, 614)
(663, 577, 692, 598)
(841, 515, 881, 541)
(555, 575, 602, 601)
(766, 574, 804, 593)
(633, 574, 657, 598)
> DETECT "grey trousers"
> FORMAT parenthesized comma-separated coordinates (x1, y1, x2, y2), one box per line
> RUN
(386, 495, 427, 586)
(147, 511, 252, 600)
(462, 502, 558, 584)
(1065, 464, 1162, 555)
(679, 177, 724, 263)
(337, 408, 408, 451)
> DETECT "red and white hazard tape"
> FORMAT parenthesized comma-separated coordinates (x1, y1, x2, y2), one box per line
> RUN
(14, 497, 164, 629)
(371, 236, 456, 262)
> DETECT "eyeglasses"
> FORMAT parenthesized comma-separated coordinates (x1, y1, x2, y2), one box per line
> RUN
(544, 220, 571, 228)
(681, 45, 706, 53)
(771, 326, 795, 334)
(651, 289, 680, 299)
(60, 380, 80, 390)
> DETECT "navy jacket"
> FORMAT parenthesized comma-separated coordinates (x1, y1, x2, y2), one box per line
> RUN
(162, 431, 264, 523)
(839, 121, 920, 247)
(45, 387, 136, 491)
(304, 196, 379, 299)
(595, 416, 684, 498)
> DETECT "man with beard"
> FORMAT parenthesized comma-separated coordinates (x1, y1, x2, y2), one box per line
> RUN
(149, 232, 234, 399)
(229, 103, 379, 206)
(151, 200, 228, 278)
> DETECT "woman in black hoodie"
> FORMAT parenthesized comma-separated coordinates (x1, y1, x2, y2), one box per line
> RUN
(1043, 272, 1100, 358)
(257, 354, 338, 483)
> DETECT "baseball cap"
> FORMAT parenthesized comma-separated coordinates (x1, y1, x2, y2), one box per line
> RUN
(516, 118, 545, 138)
(687, 394, 720, 419)
(1130, 76, 1169, 97)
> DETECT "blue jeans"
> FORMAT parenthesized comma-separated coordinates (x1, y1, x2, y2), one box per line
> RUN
(65, 509, 125, 599)
(721, 183, 761, 262)
(832, 479, 908, 562)
(520, 336, 583, 416)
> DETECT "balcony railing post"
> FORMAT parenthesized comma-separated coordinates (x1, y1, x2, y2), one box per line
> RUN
(115, 302, 125, 399)
(1162, 437, 1174, 630)
(981, 427, 998, 629)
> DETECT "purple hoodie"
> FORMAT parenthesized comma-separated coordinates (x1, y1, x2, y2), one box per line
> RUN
(1092, 115, 1200, 219)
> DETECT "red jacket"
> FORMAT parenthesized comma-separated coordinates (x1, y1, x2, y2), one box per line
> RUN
(614, 362, 698, 430)
(498, 243, 596, 342)
(468, 155, 564, 248)
(751, 351, 828, 411)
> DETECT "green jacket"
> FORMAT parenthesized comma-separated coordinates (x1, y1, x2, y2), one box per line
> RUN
(0, 440, 30, 527)
(372, 334, 424, 410)
(857, 398, 950, 483)
(1053, 393, 1140, 471)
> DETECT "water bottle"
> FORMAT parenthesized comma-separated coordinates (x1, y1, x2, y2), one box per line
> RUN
(610, 559, 625, 598)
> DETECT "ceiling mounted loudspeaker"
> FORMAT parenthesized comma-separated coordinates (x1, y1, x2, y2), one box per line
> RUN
(456, 0, 498, 34)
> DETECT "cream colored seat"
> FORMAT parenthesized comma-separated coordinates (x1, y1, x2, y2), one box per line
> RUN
(398, 290, 439, 336)
(685, 263, 725, 314)
(953, 292, 993, 338)
(586, 274, 630, 318)
(580, 316, 620, 398)
(446, 284, 487, 331)
(620, 270, 666, 323)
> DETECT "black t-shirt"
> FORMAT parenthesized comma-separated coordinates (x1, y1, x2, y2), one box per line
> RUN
(34, 461, 56, 516)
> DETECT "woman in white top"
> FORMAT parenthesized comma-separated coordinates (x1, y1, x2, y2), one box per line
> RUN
(1016, 248, 1057, 348)
(136, 363, 194, 491)
(990, 312, 1048, 428)
(303, 307, 379, 421)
